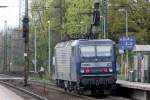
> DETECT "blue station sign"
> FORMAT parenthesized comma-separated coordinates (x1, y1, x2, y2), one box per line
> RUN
(119, 36, 136, 50)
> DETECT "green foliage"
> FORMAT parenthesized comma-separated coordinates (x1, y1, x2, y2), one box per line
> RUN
(62, 0, 93, 40)
(30, 0, 58, 71)
(108, 0, 150, 44)
(128, 0, 150, 44)
(108, 0, 129, 41)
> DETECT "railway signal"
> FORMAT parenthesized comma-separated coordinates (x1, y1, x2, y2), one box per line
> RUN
(93, 1, 100, 26)
(23, 0, 29, 86)
(93, 10, 100, 26)
(22, 16, 29, 86)
(22, 17, 29, 43)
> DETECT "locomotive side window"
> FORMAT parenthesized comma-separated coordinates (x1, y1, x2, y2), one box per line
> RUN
(96, 46, 112, 57)
(80, 46, 95, 57)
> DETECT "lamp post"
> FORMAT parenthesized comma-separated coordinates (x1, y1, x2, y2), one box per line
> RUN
(34, 25, 37, 73)
(0, 6, 8, 73)
(48, 20, 51, 78)
(4, 20, 7, 73)
(125, 9, 129, 80)
(103, 16, 106, 39)
(119, 8, 128, 80)
(33, 13, 38, 73)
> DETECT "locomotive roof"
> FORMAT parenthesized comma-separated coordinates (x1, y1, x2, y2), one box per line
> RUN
(55, 39, 115, 48)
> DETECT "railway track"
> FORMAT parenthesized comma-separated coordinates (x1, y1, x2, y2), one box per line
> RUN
(0, 81, 47, 100)
(0, 79, 95, 100)
(29, 80, 132, 100)
(29, 80, 96, 100)
(0, 74, 132, 100)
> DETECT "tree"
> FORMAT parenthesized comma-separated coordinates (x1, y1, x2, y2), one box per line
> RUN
(108, 0, 150, 44)
(30, 0, 58, 71)
(128, 0, 150, 44)
(61, 0, 93, 40)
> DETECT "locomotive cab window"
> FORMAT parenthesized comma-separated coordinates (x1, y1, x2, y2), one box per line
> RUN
(96, 46, 112, 57)
(80, 46, 95, 57)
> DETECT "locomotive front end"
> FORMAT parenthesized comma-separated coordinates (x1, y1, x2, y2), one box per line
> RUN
(79, 40, 117, 93)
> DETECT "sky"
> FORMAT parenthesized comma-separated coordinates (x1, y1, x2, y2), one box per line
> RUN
(0, 0, 19, 30)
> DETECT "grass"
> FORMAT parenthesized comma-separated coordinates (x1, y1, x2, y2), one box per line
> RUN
(29, 72, 52, 83)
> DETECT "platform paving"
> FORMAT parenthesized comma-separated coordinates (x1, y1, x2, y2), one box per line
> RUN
(117, 80, 150, 91)
(117, 80, 150, 100)
(0, 84, 24, 100)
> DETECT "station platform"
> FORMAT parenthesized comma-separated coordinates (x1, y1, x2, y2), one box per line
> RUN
(0, 84, 24, 100)
(117, 80, 150, 91)
(117, 80, 150, 100)
(0, 74, 23, 80)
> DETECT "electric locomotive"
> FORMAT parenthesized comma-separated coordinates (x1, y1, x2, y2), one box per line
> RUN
(54, 39, 117, 94)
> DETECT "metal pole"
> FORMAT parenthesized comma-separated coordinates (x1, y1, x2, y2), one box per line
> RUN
(9, 31, 12, 72)
(34, 26, 37, 73)
(125, 9, 129, 80)
(24, 0, 29, 86)
(5, 21, 7, 72)
(19, 0, 21, 29)
(104, 16, 106, 39)
(4, 20, 7, 72)
(25, 0, 28, 17)
(121, 54, 123, 78)
(85, 24, 88, 33)
(60, 0, 63, 40)
(48, 20, 51, 78)
(0, 6, 8, 73)
(125, 9, 128, 39)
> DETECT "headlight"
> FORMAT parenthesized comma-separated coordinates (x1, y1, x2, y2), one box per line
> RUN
(109, 68, 113, 72)
(80, 69, 84, 73)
